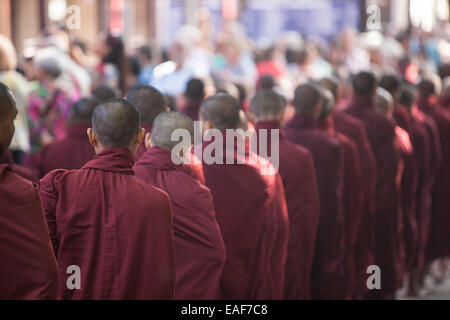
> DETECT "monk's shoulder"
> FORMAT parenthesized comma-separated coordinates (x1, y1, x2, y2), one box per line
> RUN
(0, 165, 40, 204)
(133, 175, 172, 205)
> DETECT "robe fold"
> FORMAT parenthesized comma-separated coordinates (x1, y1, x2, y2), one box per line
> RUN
(418, 96, 450, 261)
(134, 146, 226, 300)
(0, 164, 58, 299)
(333, 111, 377, 296)
(346, 96, 404, 297)
(40, 147, 175, 299)
(201, 132, 289, 300)
(35, 124, 95, 178)
(318, 117, 363, 299)
(284, 114, 346, 299)
(255, 120, 320, 300)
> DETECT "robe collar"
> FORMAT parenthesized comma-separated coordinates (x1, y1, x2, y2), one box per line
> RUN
(286, 113, 318, 130)
(317, 117, 335, 135)
(254, 120, 285, 139)
(136, 146, 182, 171)
(82, 147, 135, 174)
(350, 95, 375, 110)
(67, 124, 90, 139)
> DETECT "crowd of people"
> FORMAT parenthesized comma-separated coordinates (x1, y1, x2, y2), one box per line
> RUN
(1, 16, 450, 300)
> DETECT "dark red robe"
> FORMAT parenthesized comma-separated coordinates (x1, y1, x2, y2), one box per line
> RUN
(0, 164, 59, 299)
(419, 96, 450, 261)
(318, 117, 363, 299)
(39, 148, 175, 299)
(333, 111, 377, 297)
(255, 120, 320, 300)
(1, 150, 38, 182)
(346, 96, 404, 297)
(284, 114, 346, 299)
(134, 146, 226, 300)
(201, 132, 289, 299)
(35, 124, 95, 178)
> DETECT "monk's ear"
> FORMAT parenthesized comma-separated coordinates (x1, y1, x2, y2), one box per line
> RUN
(87, 128, 97, 147)
(144, 133, 151, 149)
(135, 128, 145, 147)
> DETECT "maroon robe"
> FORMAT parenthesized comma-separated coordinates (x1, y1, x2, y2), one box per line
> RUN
(134, 146, 226, 300)
(39, 148, 175, 299)
(35, 124, 95, 178)
(0, 164, 58, 299)
(255, 120, 320, 300)
(346, 96, 404, 297)
(333, 111, 377, 297)
(201, 132, 289, 299)
(418, 96, 450, 260)
(1, 150, 38, 182)
(284, 114, 346, 299)
(318, 117, 364, 299)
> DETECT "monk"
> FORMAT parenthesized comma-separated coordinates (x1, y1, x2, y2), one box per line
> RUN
(397, 85, 437, 295)
(346, 72, 404, 299)
(284, 83, 346, 300)
(179, 78, 205, 121)
(0, 83, 58, 299)
(199, 93, 289, 300)
(127, 85, 205, 184)
(39, 98, 175, 299)
(319, 76, 377, 298)
(134, 111, 226, 300)
(417, 79, 450, 263)
(317, 87, 364, 300)
(249, 90, 320, 300)
(375, 88, 416, 289)
(35, 98, 97, 178)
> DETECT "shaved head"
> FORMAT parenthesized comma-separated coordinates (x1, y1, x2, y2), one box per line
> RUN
(318, 76, 339, 101)
(200, 93, 241, 130)
(126, 85, 166, 125)
(151, 112, 194, 151)
(375, 87, 394, 118)
(92, 98, 141, 148)
(293, 83, 322, 116)
(70, 98, 99, 125)
(319, 87, 335, 119)
(250, 90, 286, 121)
(0, 83, 17, 156)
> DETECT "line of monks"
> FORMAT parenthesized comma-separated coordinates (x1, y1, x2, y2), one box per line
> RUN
(1, 70, 450, 300)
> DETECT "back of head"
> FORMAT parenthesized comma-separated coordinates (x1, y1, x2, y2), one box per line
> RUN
(185, 78, 205, 102)
(250, 89, 286, 121)
(0, 83, 17, 155)
(318, 87, 335, 119)
(318, 76, 339, 101)
(398, 85, 417, 110)
(92, 98, 140, 148)
(417, 78, 436, 98)
(200, 93, 241, 130)
(293, 83, 322, 116)
(127, 85, 166, 125)
(151, 112, 194, 151)
(352, 71, 377, 97)
(375, 87, 394, 117)
(70, 98, 99, 125)
(379, 74, 400, 98)
(259, 75, 276, 90)
(92, 85, 121, 102)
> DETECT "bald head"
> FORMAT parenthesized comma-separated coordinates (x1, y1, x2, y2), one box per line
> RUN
(293, 83, 322, 116)
(319, 87, 335, 119)
(0, 83, 17, 156)
(92, 98, 141, 148)
(250, 90, 286, 121)
(151, 112, 194, 151)
(69, 98, 99, 125)
(126, 85, 166, 125)
(200, 93, 241, 130)
(375, 87, 394, 118)
(318, 76, 339, 101)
